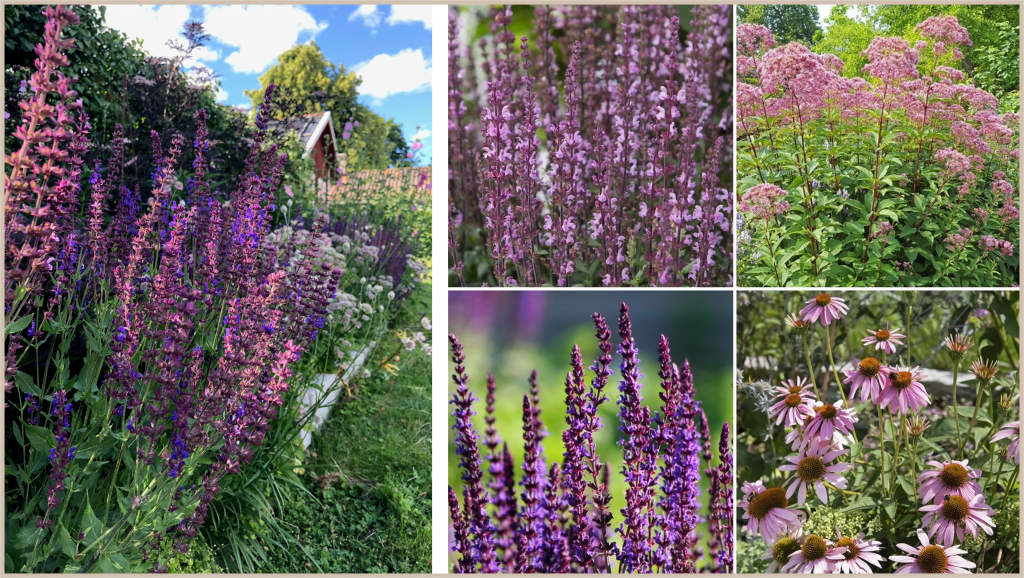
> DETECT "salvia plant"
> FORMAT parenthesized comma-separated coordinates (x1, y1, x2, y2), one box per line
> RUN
(736, 16, 1020, 287)
(448, 303, 733, 573)
(448, 5, 733, 287)
(3, 7, 341, 571)
(737, 291, 1020, 574)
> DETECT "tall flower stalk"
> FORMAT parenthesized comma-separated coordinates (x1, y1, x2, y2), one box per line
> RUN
(4, 6, 341, 570)
(448, 304, 731, 573)
(448, 5, 733, 287)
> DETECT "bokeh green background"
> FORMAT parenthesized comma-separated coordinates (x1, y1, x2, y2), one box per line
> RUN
(447, 290, 734, 559)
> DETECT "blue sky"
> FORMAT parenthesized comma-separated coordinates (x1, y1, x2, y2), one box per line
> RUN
(101, 5, 433, 163)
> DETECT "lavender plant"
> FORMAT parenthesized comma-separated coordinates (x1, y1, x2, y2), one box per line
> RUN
(448, 303, 733, 573)
(448, 5, 733, 287)
(4, 7, 340, 572)
(736, 291, 1020, 573)
(736, 17, 1019, 286)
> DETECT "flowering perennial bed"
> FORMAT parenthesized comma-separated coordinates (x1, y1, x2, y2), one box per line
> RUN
(448, 5, 733, 287)
(737, 291, 1020, 574)
(3, 6, 430, 572)
(736, 16, 1019, 287)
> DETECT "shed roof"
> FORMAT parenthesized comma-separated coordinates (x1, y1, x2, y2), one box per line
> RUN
(265, 111, 336, 158)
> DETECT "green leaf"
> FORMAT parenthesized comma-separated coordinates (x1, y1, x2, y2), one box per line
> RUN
(98, 553, 130, 573)
(81, 495, 102, 544)
(58, 525, 77, 561)
(848, 441, 862, 461)
(14, 525, 43, 550)
(23, 424, 57, 454)
(897, 475, 915, 496)
(882, 498, 897, 521)
(11, 422, 24, 447)
(954, 405, 988, 423)
(5, 316, 33, 335)
(919, 437, 950, 460)
(841, 496, 876, 512)
(15, 371, 40, 397)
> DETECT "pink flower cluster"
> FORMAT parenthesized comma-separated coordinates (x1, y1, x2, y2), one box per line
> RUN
(944, 228, 973, 252)
(861, 36, 920, 83)
(979, 235, 1014, 257)
(736, 23, 775, 77)
(739, 184, 790, 222)
(915, 15, 972, 47)
(737, 15, 1019, 285)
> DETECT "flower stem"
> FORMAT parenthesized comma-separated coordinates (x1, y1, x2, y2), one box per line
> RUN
(952, 363, 963, 457)
(877, 404, 888, 498)
(904, 298, 912, 363)
(888, 412, 899, 492)
(961, 379, 984, 458)
(824, 326, 856, 440)
(909, 432, 920, 511)
(801, 333, 819, 399)
(999, 464, 1019, 513)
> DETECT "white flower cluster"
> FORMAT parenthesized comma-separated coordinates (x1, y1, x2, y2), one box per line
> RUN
(400, 329, 431, 356)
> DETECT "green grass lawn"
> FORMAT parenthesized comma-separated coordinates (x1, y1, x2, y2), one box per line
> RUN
(261, 283, 432, 573)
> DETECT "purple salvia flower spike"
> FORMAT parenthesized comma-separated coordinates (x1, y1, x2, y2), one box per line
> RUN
(561, 344, 594, 569)
(495, 443, 519, 571)
(516, 393, 545, 573)
(715, 423, 734, 573)
(449, 335, 498, 572)
(449, 486, 474, 573)
(615, 302, 656, 573)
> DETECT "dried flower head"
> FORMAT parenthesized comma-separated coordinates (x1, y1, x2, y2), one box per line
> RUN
(943, 333, 974, 363)
(969, 358, 999, 383)
(784, 313, 812, 334)
(907, 415, 931, 438)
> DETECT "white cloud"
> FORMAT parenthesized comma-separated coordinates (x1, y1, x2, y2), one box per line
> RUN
(411, 128, 431, 141)
(348, 5, 381, 28)
(387, 6, 431, 29)
(202, 5, 327, 74)
(194, 47, 220, 62)
(215, 86, 228, 103)
(353, 49, 431, 101)
(103, 5, 219, 65)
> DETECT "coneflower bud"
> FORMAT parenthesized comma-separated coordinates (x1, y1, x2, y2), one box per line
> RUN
(784, 313, 812, 334)
(969, 358, 998, 384)
(999, 394, 1014, 412)
(907, 415, 930, 438)
(943, 333, 973, 364)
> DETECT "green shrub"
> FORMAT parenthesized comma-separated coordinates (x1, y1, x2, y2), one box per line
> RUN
(155, 534, 222, 574)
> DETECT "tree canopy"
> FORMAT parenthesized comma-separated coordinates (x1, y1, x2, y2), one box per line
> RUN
(752, 3, 1022, 112)
(737, 4, 821, 45)
(4, 4, 147, 149)
(811, 5, 879, 78)
(867, 4, 1019, 110)
(247, 42, 410, 170)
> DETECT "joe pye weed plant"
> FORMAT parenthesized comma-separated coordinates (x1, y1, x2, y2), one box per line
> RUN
(2, 6, 431, 572)
(736, 16, 1019, 286)
(736, 291, 1020, 573)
